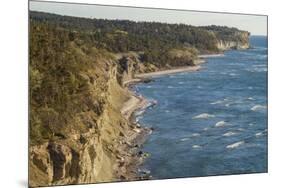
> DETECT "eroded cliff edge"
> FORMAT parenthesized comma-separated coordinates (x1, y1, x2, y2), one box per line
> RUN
(29, 12, 250, 187)
(29, 43, 147, 186)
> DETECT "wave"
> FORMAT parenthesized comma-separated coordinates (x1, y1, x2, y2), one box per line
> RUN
(254, 68, 267, 72)
(226, 141, 245, 149)
(178, 81, 185, 85)
(251, 105, 267, 111)
(247, 67, 267, 72)
(192, 133, 200, 137)
(237, 128, 245, 131)
(167, 86, 174, 89)
(192, 113, 215, 119)
(253, 64, 267, 68)
(223, 131, 237, 137)
(255, 132, 263, 137)
(192, 145, 202, 149)
(252, 46, 267, 50)
(210, 100, 224, 105)
(247, 97, 255, 100)
(180, 137, 190, 142)
(215, 121, 228, 127)
(225, 103, 231, 107)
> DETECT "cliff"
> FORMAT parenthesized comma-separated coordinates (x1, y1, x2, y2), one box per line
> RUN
(216, 31, 250, 50)
(29, 24, 148, 186)
(201, 25, 250, 51)
(29, 12, 251, 187)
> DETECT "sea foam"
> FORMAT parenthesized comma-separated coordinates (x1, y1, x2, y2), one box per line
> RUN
(223, 132, 237, 137)
(215, 121, 227, 127)
(210, 100, 224, 105)
(251, 105, 267, 111)
(255, 132, 263, 137)
(192, 113, 215, 119)
(180, 138, 189, 142)
(192, 145, 202, 149)
(226, 141, 245, 149)
(192, 133, 200, 137)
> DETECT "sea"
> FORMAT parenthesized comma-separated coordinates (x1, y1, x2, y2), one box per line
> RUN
(133, 36, 268, 179)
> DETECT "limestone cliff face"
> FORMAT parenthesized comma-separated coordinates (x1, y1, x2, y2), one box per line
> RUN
(216, 31, 250, 51)
(29, 56, 135, 187)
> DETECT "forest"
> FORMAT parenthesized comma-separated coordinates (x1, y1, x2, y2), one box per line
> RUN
(29, 11, 249, 145)
(30, 11, 249, 68)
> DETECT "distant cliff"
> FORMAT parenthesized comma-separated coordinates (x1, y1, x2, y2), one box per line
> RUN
(30, 11, 250, 69)
(201, 25, 250, 51)
(29, 12, 250, 187)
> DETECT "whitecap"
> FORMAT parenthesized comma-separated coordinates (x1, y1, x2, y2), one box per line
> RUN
(178, 81, 184, 85)
(203, 127, 209, 131)
(192, 145, 202, 149)
(215, 121, 228, 127)
(226, 141, 245, 149)
(223, 132, 237, 137)
(237, 128, 245, 131)
(229, 73, 237, 76)
(253, 68, 267, 72)
(192, 113, 215, 119)
(180, 138, 189, 142)
(247, 97, 255, 100)
(255, 132, 263, 137)
(210, 100, 224, 105)
(253, 64, 267, 68)
(167, 86, 174, 89)
(192, 133, 200, 137)
(251, 105, 267, 111)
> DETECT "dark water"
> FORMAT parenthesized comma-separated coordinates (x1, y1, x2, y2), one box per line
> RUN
(134, 36, 268, 179)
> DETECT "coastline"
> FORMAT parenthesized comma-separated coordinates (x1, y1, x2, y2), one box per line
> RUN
(198, 54, 224, 58)
(117, 90, 152, 180)
(135, 65, 201, 79)
(119, 61, 207, 180)
(119, 52, 228, 179)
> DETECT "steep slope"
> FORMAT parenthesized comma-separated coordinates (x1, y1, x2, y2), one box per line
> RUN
(29, 23, 148, 187)
(29, 12, 250, 187)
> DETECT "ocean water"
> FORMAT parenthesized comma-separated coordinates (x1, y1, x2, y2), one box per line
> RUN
(134, 36, 268, 179)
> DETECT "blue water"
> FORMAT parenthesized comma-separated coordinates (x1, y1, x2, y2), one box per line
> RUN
(134, 36, 267, 179)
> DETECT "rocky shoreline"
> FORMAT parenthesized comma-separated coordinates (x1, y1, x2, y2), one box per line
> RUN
(119, 51, 236, 180)
(119, 63, 207, 180)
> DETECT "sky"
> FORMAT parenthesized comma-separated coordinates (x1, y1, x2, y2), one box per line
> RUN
(30, 1, 267, 36)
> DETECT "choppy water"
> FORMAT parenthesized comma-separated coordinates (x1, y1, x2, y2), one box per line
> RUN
(134, 36, 268, 179)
